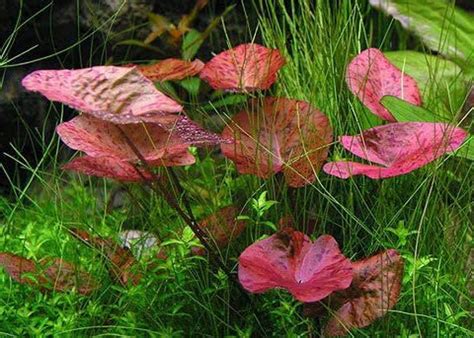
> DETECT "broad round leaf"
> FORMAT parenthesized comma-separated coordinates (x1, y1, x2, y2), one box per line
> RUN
(57, 115, 195, 166)
(221, 97, 332, 187)
(63, 156, 152, 182)
(200, 43, 285, 91)
(238, 228, 353, 302)
(347, 48, 422, 121)
(22, 66, 183, 124)
(323, 122, 468, 179)
(134, 58, 205, 81)
(324, 250, 404, 336)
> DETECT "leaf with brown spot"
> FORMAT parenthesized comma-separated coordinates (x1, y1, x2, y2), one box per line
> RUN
(0, 253, 97, 295)
(324, 249, 404, 336)
(221, 97, 333, 187)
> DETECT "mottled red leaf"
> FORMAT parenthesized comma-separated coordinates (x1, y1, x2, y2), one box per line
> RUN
(172, 115, 230, 146)
(200, 43, 285, 91)
(0, 253, 97, 295)
(323, 122, 468, 179)
(57, 115, 195, 166)
(324, 250, 404, 336)
(347, 48, 422, 121)
(191, 206, 246, 255)
(134, 58, 204, 82)
(238, 228, 352, 302)
(63, 156, 152, 182)
(70, 228, 142, 286)
(221, 97, 332, 187)
(22, 66, 182, 124)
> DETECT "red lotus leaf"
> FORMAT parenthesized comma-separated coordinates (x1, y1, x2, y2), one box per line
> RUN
(191, 206, 246, 255)
(0, 253, 97, 295)
(221, 97, 332, 187)
(21, 66, 182, 124)
(63, 156, 152, 182)
(56, 115, 196, 166)
(70, 228, 142, 286)
(238, 227, 353, 302)
(324, 249, 404, 336)
(323, 122, 468, 179)
(347, 48, 422, 121)
(200, 43, 285, 91)
(134, 58, 204, 82)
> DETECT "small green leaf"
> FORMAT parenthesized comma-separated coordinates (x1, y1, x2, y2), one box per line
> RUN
(381, 95, 446, 122)
(178, 77, 201, 96)
(182, 29, 203, 61)
(453, 136, 474, 161)
(201, 94, 248, 111)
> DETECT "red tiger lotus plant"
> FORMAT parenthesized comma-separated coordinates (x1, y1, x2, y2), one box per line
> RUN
(323, 122, 467, 179)
(22, 63, 232, 276)
(238, 227, 404, 336)
(324, 47, 468, 179)
(238, 227, 353, 302)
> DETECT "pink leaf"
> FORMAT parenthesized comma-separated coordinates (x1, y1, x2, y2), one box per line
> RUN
(346, 48, 421, 121)
(324, 250, 404, 336)
(323, 122, 468, 179)
(221, 97, 332, 187)
(238, 228, 352, 302)
(62, 156, 152, 182)
(56, 115, 195, 165)
(133, 58, 205, 82)
(200, 43, 285, 91)
(22, 66, 182, 124)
